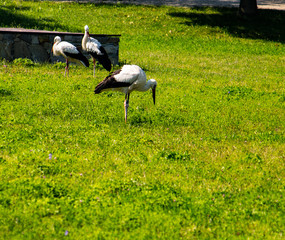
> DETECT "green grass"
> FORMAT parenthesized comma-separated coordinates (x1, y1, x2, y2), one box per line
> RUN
(0, 0, 285, 239)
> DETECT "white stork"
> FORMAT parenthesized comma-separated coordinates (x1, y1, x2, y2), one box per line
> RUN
(82, 25, 112, 77)
(95, 65, 157, 123)
(52, 36, 89, 77)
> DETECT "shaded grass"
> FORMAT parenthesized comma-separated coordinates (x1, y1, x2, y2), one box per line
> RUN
(0, 0, 285, 239)
(168, 7, 285, 43)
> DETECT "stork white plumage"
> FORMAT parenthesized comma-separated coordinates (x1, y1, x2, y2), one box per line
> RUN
(52, 36, 89, 77)
(95, 65, 157, 123)
(82, 25, 112, 77)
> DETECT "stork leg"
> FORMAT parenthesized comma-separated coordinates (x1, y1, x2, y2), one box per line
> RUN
(93, 59, 96, 77)
(65, 59, 69, 77)
(124, 93, 130, 123)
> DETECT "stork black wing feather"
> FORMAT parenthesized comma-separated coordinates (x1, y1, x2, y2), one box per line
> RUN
(94, 69, 131, 94)
(64, 49, 89, 67)
(89, 46, 112, 71)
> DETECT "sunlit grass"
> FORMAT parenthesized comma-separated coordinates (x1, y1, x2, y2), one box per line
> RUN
(0, 0, 285, 239)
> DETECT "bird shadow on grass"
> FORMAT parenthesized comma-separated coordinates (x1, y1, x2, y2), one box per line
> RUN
(168, 7, 285, 43)
(0, 6, 67, 31)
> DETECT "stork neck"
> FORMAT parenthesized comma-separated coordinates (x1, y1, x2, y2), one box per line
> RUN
(82, 31, 88, 50)
(52, 42, 60, 55)
(139, 80, 156, 92)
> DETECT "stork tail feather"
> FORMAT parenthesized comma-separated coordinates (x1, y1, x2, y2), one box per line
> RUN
(90, 46, 112, 71)
(80, 55, 90, 68)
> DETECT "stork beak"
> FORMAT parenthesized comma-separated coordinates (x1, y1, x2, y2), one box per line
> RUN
(152, 86, 156, 105)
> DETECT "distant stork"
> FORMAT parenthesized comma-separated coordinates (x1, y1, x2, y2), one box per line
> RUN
(95, 65, 157, 123)
(52, 36, 89, 77)
(82, 25, 112, 77)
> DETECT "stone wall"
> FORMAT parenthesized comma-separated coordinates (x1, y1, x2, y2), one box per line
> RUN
(0, 28, 120, 65)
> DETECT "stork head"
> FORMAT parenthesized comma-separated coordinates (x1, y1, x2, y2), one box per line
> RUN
(52, 36, 61, 53)
(84, 25, 90, 35)
(149, 79, 157, 105)
(54, 36, 61, 43)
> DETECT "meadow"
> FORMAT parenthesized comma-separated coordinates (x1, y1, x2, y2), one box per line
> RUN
(0, 0, 284, 239)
